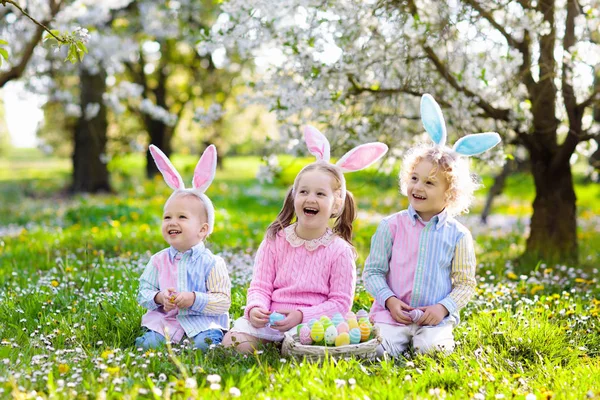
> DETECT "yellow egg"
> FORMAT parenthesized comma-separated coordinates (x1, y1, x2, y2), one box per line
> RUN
(311, 321, 325, 342)
(347, 318, 359, 330)
(359, 322, 371, 342)
(335, 332, 350, 347)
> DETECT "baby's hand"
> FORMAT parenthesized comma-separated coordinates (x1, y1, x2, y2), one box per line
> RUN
(385, 296, 414, 325)
(154, 287, 176, 311)
(248, 307, 271, 328)
(173, 292, 195, 309)
(416, 304, 448, 326)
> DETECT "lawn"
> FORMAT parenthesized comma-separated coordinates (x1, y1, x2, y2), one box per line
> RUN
(0, 150, 598, 399)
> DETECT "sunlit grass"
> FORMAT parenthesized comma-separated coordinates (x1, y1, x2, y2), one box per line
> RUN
(0, 153, 598, 399)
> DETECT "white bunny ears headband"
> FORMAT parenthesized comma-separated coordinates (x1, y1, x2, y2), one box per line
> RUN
(420, 94, 501, 155)
(301, 125, 389, 202)
(149, 144, 217, 235)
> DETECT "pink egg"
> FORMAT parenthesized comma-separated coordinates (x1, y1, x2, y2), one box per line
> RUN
(336, 322, 349, 334)
(356, 309, 369, 319)
(299, 325, 313, 345)
(345, 311, 356, 320)
(409, 309, 424, 322)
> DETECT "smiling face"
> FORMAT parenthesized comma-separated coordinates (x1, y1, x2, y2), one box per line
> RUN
(293, 169, 341, 240)
(407, 159, 449, 222)
(161, 193, 209, 252)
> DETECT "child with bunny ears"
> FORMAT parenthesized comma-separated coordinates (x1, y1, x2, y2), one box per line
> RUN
(221, 126, 388, 353)
(135, 145, 231, 351)
(363, 94, 501, 357)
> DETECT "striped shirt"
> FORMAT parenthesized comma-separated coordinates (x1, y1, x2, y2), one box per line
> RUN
(138, 242, 231, 342)
(363, 205, 476, 326)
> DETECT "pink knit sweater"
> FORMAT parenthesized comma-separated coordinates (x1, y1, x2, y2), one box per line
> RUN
(244, 225, 357, 322)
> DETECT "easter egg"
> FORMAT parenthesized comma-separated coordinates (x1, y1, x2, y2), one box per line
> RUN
(311, 321, 324, 342)
(356, 309, 369, 320)
(308, 318, 318, 329)
(269, 312, 285, 326)
(331, 313, 344, 326)
(335, 332, 350, 347)
(347, 318, 359, 330)
(359, 322, 371, 342)
(319, 315, 331, 324)
(349, 328, 361, 344)
(358, 317, 369, 324)
(299, 325, 313, 345)
(409, 309, 424, 322)
(324, 325, 338, 345)
(345, 311, 356, 320)
(336, 322, 349, 334)
(296, 323, 305, 336)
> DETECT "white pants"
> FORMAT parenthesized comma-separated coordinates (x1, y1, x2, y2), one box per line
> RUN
(376, 322, 455, 357)
(229, 317, 294, 342)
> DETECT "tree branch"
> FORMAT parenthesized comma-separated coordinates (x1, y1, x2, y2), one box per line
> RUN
(577, 87, 600, 112)
(463, 0, 521, 49)
(561, 0, 578, 125)
(346, 73, 423, 98)
(0, 0, 63, 87)
(2, 0, 63, 42)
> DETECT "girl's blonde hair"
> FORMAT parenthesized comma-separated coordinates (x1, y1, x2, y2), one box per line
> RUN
(399, 144, 481, 216)
(266, 162, 356, 245)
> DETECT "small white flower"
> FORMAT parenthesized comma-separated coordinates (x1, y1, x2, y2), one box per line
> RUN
(210, 383, 221, 391)
(185, 378, 197, 389)
(229, 387, 241, 397)
(207, 374, 221, 384)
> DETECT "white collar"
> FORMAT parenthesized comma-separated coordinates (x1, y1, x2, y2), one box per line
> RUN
(284, 224, 336, 251)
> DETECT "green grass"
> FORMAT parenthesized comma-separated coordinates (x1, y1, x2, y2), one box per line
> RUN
(0, 153, 598, 399)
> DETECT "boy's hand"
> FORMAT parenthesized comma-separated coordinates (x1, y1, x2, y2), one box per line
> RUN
(155, 287, 178, 312)
(270, 310, 303, 332)
(248, 307, 271, 328)
(416, 304, 448, 326)
(173, 291, 195, 309)
(385, 296, 414, 325)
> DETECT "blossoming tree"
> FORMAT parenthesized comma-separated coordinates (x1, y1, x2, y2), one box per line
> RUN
(209, 0, 600, 265)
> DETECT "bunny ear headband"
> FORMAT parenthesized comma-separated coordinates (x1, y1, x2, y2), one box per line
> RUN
(302, 125, 389, 202)
(149, 144, 217, 235)
(420, 93, 501, 156)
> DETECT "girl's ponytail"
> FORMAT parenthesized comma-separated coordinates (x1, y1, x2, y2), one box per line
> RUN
(266, 187, 296, 239)
(333, 190, 356, 245)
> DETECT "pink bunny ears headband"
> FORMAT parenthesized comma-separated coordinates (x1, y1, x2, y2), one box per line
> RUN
(302, 126, 389, 201)
(420, 94, 501, 155)
(149, 144, 217, 235)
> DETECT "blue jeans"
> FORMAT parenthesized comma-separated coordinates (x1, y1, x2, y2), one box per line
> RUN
(135, 329, 224, 351)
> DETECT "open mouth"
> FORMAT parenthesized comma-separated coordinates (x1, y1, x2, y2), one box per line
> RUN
(303, 207, 319, 215)
(168, 229, 181, 235)
(412, 194, 426, 200)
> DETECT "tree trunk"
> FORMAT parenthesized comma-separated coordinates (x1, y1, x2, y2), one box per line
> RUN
(71, 67, 111, 193)
(525, 155, 578, 265)
(146, 120, 173, 178)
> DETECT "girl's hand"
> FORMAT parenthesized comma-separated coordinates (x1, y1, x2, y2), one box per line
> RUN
(174, 292, 195, 309)
(249, 307, 271, 328)
(270, 310, 303, 332)
(416, 304, 448, 326)
(385, 296, 414, 325)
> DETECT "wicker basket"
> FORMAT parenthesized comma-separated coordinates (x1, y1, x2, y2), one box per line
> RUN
(281, 325, 381, 362)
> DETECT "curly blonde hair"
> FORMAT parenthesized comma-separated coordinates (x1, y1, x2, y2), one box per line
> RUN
(399, 144, 481, 217)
